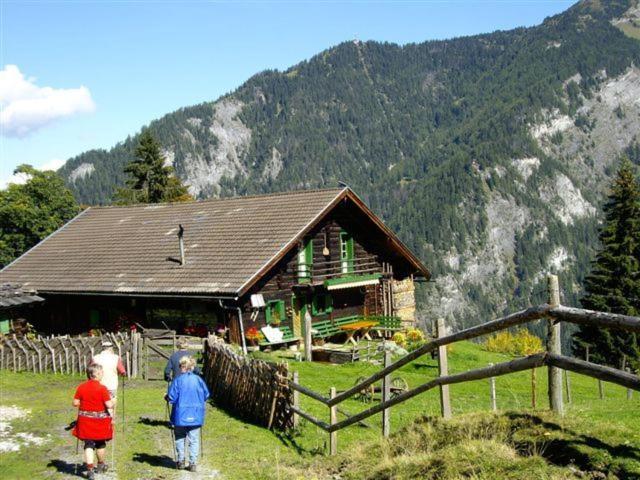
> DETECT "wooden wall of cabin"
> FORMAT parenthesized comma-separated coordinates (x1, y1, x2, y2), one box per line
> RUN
(238, 204, 417, 337)
(31, 294, 225, 336)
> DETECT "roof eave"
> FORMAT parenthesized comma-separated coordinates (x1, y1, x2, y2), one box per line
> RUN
(344, 189, 431, 280)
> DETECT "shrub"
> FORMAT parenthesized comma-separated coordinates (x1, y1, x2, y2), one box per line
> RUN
(406, 328, 425, 342)
(484, 329, 542, 356)
(392, 332, 407, 348)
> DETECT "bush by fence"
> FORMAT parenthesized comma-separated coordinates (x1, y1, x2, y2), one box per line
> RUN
(484, 329, 543, 356)
(202, 336, 293, 431)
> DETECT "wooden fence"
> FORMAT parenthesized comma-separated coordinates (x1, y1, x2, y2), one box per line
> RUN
(0, 332, 143, 378)
(289, 275, 640, 455)
(202, 336, 293, 431)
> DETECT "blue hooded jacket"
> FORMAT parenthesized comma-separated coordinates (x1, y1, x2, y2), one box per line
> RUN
(167, 371, 210, 427)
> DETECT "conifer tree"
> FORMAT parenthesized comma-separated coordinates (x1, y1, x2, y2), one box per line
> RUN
(116, 130, 191, 204)
(574, 157, 640, 370)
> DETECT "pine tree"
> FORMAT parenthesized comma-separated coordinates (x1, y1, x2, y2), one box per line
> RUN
(574, 157, 640, 370)
(115, 130, 191, 204)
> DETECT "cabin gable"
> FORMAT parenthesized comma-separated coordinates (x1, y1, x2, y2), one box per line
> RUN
(238, 197, 423, 339)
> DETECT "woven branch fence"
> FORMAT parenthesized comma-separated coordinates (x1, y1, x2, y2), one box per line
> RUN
(0, 332, 142, 377)
(202, 336, 293, 431)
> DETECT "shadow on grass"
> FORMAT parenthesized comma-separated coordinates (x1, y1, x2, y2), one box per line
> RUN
(206, 399, 325, 457)
(47, 459, 83, 477)
(506, 412, 640, 477)
(273, 430, 324, 456)
(132, 452, 176, 469)
(138, 416, 171, 428)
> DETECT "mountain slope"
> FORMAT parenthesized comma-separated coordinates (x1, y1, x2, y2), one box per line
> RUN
(59, 0, 640, 329)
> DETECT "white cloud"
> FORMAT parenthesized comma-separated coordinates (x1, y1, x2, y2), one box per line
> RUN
(39, 158, 66, 172)
(1, 171, 31, 188)
(0, 65, 95, 137)
(0, 158, 66, 189)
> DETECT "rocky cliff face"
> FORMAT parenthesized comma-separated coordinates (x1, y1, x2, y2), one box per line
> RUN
(59, 0, 640, 329)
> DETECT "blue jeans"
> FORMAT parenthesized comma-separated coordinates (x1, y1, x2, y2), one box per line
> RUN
(174, 426, 200, 464)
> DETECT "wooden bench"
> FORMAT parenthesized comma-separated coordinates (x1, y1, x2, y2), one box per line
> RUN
(258, 326, 301, 348)
(370, 316, 403, 336)
(311, 316, 371, 340)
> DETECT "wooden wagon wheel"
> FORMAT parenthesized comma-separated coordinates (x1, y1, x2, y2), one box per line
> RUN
(390, 377, 409, 398)
(354, 376, 375, 403)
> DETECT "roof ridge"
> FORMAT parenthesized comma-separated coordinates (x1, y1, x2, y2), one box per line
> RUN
(89, 187, 348, 210)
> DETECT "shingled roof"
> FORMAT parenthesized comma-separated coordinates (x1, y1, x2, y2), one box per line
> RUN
(0, 284, 44, 309)
(0, 188, 428, 297)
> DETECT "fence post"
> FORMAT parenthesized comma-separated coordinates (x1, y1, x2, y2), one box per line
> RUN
(564, 370, 572, 404)
(627, 368, 633, 400)
(292, 371, 300, 429)
(546, 274, 563, 415)
(437, 318, 452, 420)
(489, 363, 497, 412)
(329, 387, 337, 455)
(304, 310, 313, 362)
(144, 338, 149, 380)
(382, 349, 391, 437)
(598, 379, 605, 399)
(531, 368, 537, 409)
(131, 333, 138, 378)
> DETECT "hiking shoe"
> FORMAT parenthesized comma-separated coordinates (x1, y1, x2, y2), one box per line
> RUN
(188, 464, 197, 472)
(95, 463, 108, 473)
(176, 461, 185, 470)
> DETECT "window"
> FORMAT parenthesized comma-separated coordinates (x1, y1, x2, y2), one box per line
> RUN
(265, 300, 286, 325)
(312, 293, 333, 316)
(297, 238, 313, 283)
(339, 231, 354, 273)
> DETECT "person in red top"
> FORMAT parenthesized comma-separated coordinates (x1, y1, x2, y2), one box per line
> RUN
(72, 363, 114, 479)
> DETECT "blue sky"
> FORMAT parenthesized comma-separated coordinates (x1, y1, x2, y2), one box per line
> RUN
(1, 0, 574, 187)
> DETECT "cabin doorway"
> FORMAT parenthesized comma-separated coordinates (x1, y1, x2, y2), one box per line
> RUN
(291, 294, 307, 338)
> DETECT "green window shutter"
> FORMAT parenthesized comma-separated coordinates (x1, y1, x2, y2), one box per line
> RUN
(266, 300, 285, 325)
(340, 231, 354, 273)
(0, 319, 10, 334)
(90, 309, 100, 327)
(297, 238, 313, 283)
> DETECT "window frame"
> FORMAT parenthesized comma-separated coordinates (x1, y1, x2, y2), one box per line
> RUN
(312, 293, 333, 316)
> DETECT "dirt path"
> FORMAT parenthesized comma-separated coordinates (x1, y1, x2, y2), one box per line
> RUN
(0, 374, 224, 479)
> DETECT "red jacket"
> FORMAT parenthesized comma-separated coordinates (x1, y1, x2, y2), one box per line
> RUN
(72, 379, 113, 441)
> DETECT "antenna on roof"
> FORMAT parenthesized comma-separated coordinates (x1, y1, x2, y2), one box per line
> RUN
(338, 181, 349, 189)
(178, 224, 185, 266)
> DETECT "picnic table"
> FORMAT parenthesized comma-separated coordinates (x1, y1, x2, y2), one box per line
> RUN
(339, 320, 378, 345)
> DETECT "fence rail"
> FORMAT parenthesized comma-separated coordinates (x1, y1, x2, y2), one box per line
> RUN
(290, 275, 640, 454)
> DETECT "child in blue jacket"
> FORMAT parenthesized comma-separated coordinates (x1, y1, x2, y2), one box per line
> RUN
(166, 355, 210, 471)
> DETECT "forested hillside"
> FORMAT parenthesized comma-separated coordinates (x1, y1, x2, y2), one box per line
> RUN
(59, 0, 640, 329)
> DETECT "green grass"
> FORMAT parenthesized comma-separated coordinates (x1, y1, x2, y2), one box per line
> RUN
(0, 341, 638, 479)
(617, 22, 640, 40)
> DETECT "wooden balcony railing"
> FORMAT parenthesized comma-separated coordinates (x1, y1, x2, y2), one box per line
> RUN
(294, 255, 382, 284)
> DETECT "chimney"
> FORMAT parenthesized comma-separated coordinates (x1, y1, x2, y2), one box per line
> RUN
(178, 224, 185, 266)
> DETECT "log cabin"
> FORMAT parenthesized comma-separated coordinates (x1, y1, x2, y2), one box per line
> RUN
(0, 188, 430, 349)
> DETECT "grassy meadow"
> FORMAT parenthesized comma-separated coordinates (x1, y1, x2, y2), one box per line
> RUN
(0, 341, 638, 479)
